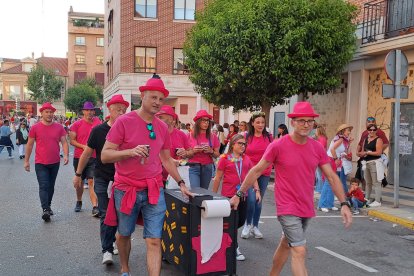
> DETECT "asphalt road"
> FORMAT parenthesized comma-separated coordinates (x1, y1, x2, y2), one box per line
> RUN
(1, 143, 413, 276)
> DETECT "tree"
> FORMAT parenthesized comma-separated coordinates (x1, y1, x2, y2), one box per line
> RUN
(75, 77, 103, 103)
(27, 64, 64, 103)
(64, 82, 99, 113)
(184, 0, 357, 120)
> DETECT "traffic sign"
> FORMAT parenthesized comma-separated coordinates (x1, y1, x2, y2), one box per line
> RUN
(385, 50, 409, 81)
(382, 84, 409, 99)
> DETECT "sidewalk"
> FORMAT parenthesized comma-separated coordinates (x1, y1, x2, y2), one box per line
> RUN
(268, 183, 414, 230)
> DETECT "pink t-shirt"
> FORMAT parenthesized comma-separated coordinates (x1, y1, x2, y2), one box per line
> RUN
(29, 122, 66, 165)
(188, 132, 220, 165)
(317, 136, 328, 150)
(263, 135, 330, 218)
(245, 134, 273, 176)
(217, 154, 253, 197)
(106, 111, 171, 186)
(70, 117, 101, 158)
(170, 128, 191, 159)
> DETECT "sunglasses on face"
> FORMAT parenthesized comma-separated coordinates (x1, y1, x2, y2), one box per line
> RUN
(367, 128, 377, 132)
(236, 142, 246, 146)
(146, 123, 156, 140)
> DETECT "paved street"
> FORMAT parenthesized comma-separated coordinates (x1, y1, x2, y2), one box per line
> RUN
(1, 143, 414, 276)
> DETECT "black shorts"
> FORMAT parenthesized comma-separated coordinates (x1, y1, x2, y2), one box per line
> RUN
(73, 158, 96, 180)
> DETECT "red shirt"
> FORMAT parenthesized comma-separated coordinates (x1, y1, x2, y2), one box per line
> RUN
(347, 187, 365, 202)
(70, 117, 101, 158)
(106, 111, 171, 186)
(170, 128, 191, 159)
(188, 132, 220, 165)
(217, 154, 253, 197)
(245, 134, 273, 176)
(358, 129, 389, 148)
(317, 136, 328, 150)
(29, 122, 66, 165)
(263, 135, 330, 217)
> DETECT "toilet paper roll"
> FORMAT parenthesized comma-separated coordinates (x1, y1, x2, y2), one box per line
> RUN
(200, 200, 231, 264)
(201, 200, 231, 218)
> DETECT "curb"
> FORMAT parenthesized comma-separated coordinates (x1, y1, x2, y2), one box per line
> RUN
(367, 210, 414, 230)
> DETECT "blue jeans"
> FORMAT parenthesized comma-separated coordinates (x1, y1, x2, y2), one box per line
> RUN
(318, 179, 334, 208)
(339, 167, 348, 194)
(246, 175, 270, 227)
(35, 163, 60, 210)
(350, 197, 364, 211)
(94, 177, 117, 254)
(189, 163, 213, 189)
(315, 168, 323, 193)
(0, 145, 12, 156)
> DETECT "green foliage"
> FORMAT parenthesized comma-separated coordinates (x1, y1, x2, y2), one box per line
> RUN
(76, 77, 103, 102)
(26, 64, 64, 104)
(64, 82, 99, 113)
(184, 0, 357, 112)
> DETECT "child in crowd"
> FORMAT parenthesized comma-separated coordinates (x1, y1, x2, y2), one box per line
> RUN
(347, 178, 365, 215)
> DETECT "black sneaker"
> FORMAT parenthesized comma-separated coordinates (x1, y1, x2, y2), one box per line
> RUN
(74, 201, 82, 212)
(48, 207, 54, 216)
(92, 206, 100, 217)
(42, 209, 51, 221)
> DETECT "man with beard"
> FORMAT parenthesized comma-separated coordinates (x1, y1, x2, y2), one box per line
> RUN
(24, 102, 69, 221)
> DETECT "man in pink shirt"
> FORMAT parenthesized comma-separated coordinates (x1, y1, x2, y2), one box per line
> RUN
(69, 101, 101, 215)
(230, 102, 352, 276)
(155, 105, 191, 183)
(101, 74, 192, 276)
(24, 102, 69, 222)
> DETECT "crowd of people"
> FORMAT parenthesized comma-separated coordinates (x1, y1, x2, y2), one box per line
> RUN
(2, 74, 394, 276)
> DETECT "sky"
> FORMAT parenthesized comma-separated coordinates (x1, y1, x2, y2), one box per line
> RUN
(0, 0, 104, 59)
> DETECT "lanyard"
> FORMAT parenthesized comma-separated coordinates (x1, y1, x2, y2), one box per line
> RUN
(232, 154, 243, 184)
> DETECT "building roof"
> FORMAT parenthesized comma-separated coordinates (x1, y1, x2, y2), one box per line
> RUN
(0, 64, 23, 74)
(0, 58, 20, 62)
(37, 57, 68, 76)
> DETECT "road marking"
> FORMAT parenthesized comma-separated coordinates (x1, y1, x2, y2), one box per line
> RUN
(316, 246, 378, 273)
(260, 216, 366, 219)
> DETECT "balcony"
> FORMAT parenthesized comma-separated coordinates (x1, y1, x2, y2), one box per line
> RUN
(361, 0, 414, 44)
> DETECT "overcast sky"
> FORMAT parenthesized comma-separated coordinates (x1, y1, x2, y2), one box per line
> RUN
(0, 0, 104, 59)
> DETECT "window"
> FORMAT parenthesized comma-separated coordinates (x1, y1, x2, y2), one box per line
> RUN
(135, 0, 157, 18)
(173, 49, 189, 74)
(76, 55, 86, 64)
(96, 56, 104, 65)
(180, 104, 188, 115)
(108, 10, 113, 43)
(23, 63, 34, 72)
(75, 36, 86, 45)
(23, 86, 31, 100)
(174, 0, 195, 20)
(96, 37, 104, 47)
(74, 72, 87, 83)
(134, 47, 156, 73)
(95, 73, 104, 86)
(8, 85, 21, 100)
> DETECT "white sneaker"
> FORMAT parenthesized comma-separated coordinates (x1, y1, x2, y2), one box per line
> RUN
(102, 251, 113, 265)
(331, 207, 339, 211)
(236, 247, 245, 261)
(84, 183, 88, 189)
(369, 201, 382, 207)
(251, 226, 263, 239)
(320, 208, 329, 213)
(241, 224, 252, 239)
(113, 242, 118, 255)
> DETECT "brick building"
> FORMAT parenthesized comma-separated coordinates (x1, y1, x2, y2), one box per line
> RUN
(103, 0, 233, 124)
(68, 6, 105, 88)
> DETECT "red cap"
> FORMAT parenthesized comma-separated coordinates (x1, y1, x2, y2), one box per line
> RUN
(193, 109, 213, 122)
(287, 102, 319, 118)
(139, 74, 169, 97)
(39, 102, 56, 113)
(106, 94, 129, 108)
(156, 105, 177, 120)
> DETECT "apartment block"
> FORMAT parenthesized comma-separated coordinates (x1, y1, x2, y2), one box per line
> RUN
(68, 6, 105, 87)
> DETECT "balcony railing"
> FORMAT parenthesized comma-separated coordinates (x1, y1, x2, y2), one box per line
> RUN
(362, 0, 414, 44)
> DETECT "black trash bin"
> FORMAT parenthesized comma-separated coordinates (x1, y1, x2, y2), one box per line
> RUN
(161, 187, 237, 276)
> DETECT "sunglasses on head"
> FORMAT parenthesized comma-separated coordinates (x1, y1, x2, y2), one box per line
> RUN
(146, 123, 156, 140)
(367, 117, 375, 122)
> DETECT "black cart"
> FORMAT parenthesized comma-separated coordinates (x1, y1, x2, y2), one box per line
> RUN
(161, 187, 237, 276)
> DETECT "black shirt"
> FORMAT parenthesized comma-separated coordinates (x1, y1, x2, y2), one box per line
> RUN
(363, 137, 381, 162)
(87, 122, 114, 181)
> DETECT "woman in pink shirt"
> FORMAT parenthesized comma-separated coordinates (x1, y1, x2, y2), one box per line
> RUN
(187, 110, 220, 189)
(241, 112, 273, 239)
(213, 134, 260, 261)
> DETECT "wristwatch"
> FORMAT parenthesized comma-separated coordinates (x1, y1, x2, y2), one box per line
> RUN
(235, 190, 244, 198)
(177, 180, 185, 187)
(340, 201, 351, 208)
(75, 172, 82, 177)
